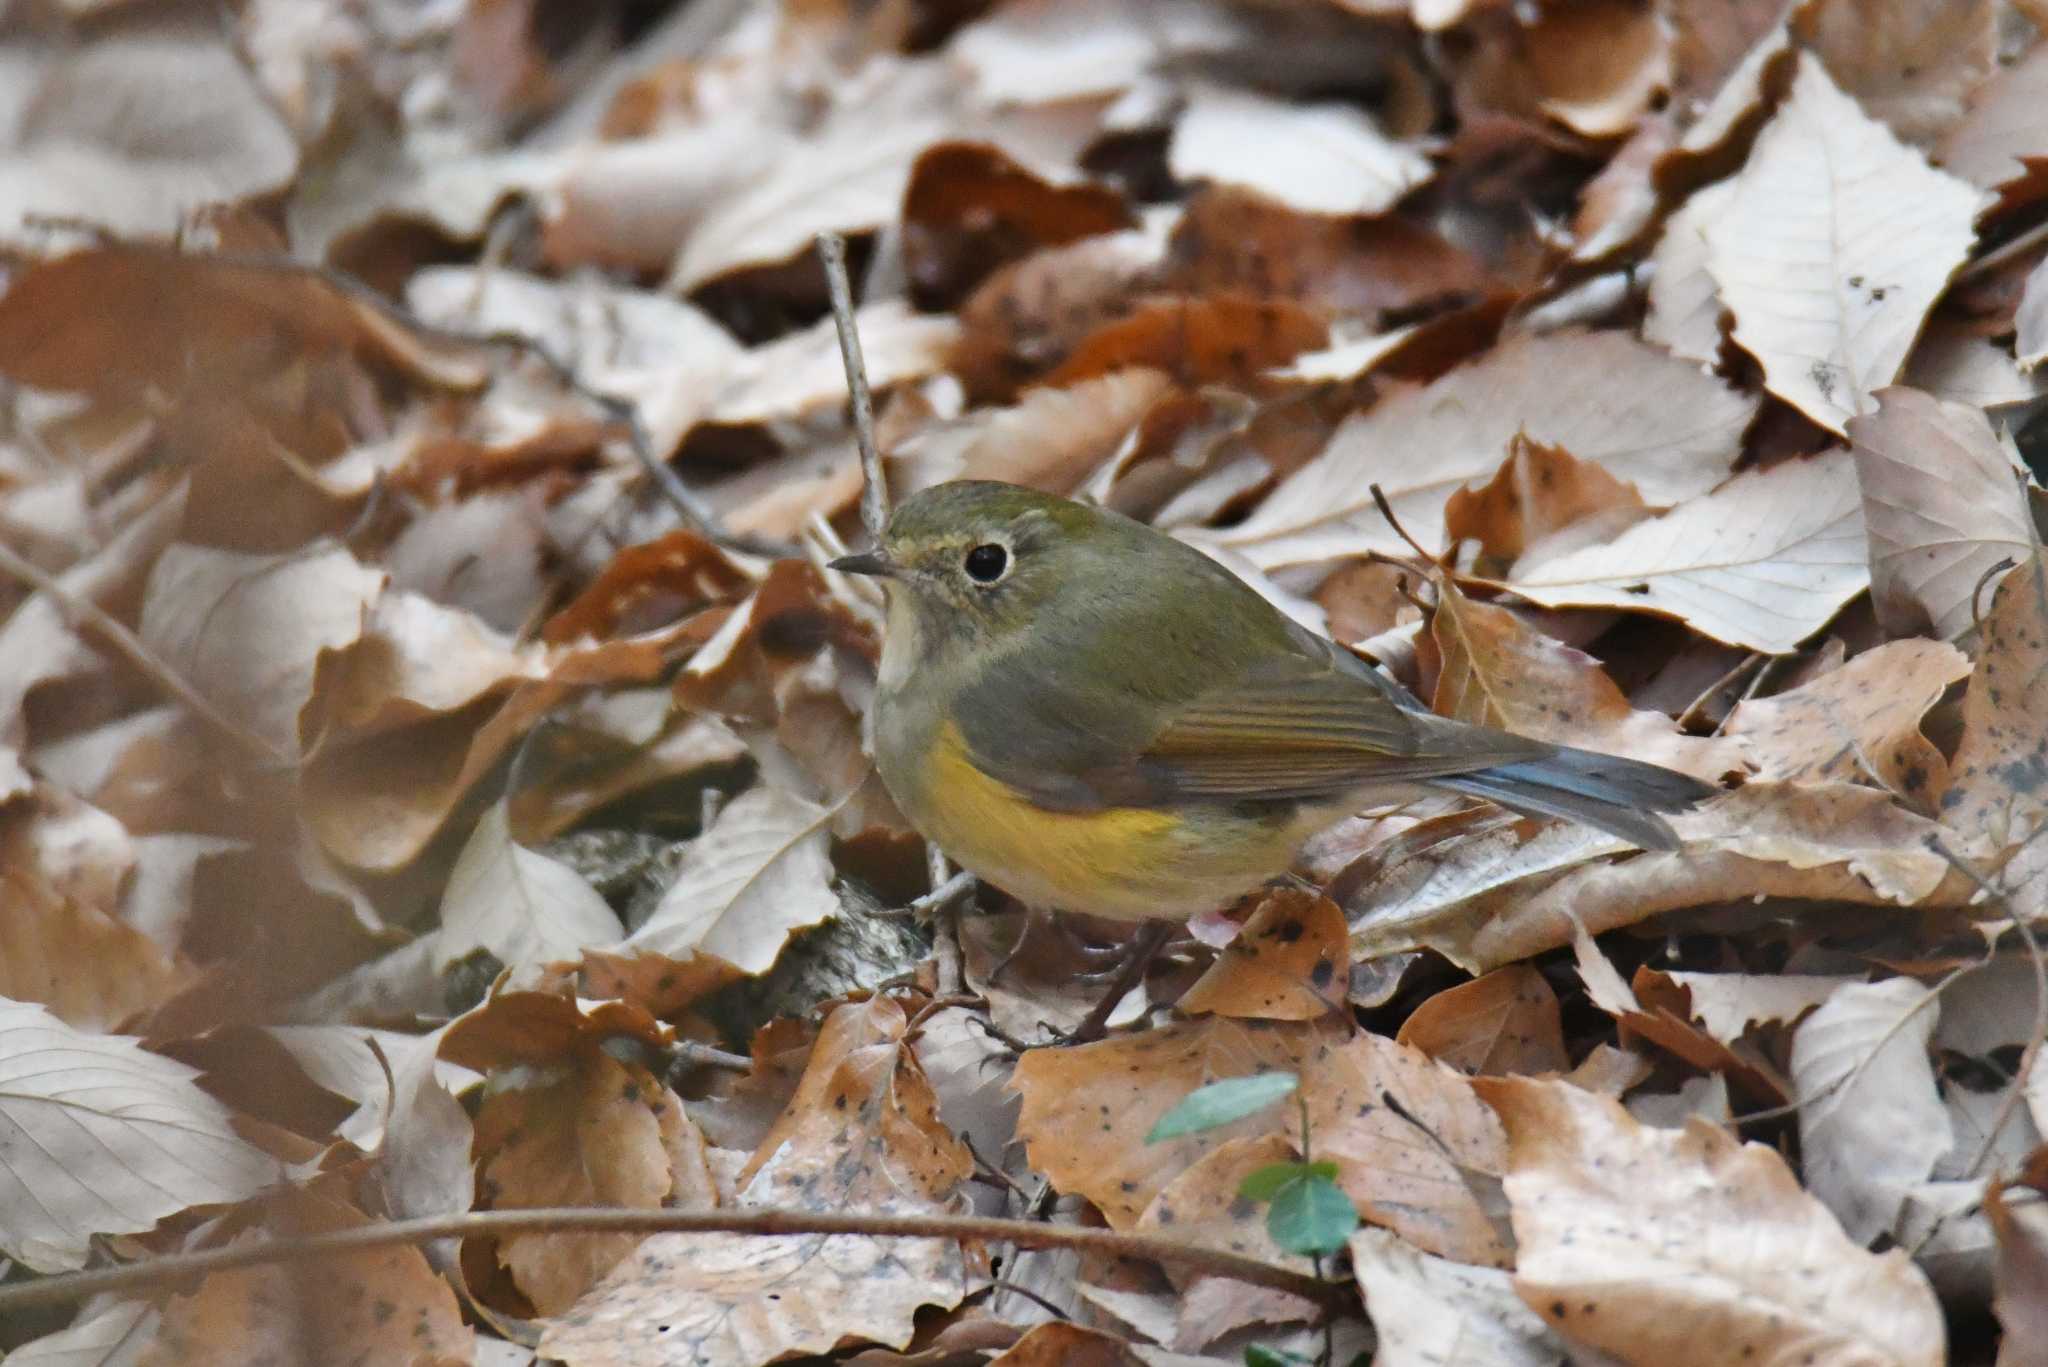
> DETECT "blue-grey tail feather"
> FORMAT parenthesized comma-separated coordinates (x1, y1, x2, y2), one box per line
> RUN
(1434, 746, 1718, 851)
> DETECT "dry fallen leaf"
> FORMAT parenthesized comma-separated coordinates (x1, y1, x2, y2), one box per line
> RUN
(1441, 433, 1648, 567)
(1504, 449, 1870, 653)
(477, 1045, 706, 1314)
(1177, 886, 1349, 1021)
(1794, 0, 1997, 145)
(1425, 575, 1743, 781)
(1702, 52, 1986, 432)
(1790, 975, 1951, 1245)
(1168, 86, 1432, 218)
(1936, 549, 2048, 857)
(138, 542, 386, 763)
(1725, 637, 1970, 806)
(435, 800, 624, 973)
(0, 998, 281, 1271)
(0, 15, 298, 239)
(1846, 385, 2038, 640)
(1478, 1075, 1946, 1367)
(0, 781, 186, 1030)
(542, 996, 973, 1364)
(1396, 964, 1569, 1078)
(1350, 1225, 1564, 1367)
(1348, 781, 1966, 972)
(1013, 1017, 1510, 1264)
(624, 785, 839, 974)
(132, 1190, 473, 1367)
(1200, 330, 1754, 573)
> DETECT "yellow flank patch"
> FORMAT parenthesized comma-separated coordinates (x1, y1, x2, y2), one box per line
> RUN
(915, 721, 1309, 920)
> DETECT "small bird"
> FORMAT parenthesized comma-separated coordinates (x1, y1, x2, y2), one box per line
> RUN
(833, 481, 1714, 936)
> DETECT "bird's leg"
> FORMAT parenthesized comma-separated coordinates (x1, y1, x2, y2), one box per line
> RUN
(1057, 919, 1177, 1046)
(987, 905, 1128, 985)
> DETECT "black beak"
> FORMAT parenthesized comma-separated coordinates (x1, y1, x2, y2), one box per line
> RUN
(829, 550, 895, 578)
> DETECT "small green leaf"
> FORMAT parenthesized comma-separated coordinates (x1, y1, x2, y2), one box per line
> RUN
(1267, 1171, 1359, 1257)
(1243, 1346, 1313, 1367)
(1238, 1161, 1311, 1203)
(1146, 1072, 1298, 1143)
(1303, 1159, 1339, 1182)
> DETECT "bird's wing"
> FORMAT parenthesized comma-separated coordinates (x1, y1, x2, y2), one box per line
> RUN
(959, 627, 1550, 809)
(1128, 645, 1550, 802)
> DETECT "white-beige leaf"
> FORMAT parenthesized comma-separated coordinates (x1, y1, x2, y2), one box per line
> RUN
(1702, 51, 1985, 433)
(435, 801, 623, 972)
(1846, 385, 2037, 640)
(1791, 975, 1951, 1245)
(138, 543, 386, 763)
(1505, 448, 1868, 653)
(1168, 86, 1431, 217)
(1198, 330, 1755, 573)
(0, 999, 281, 1271)
(627, 785, 839, 973)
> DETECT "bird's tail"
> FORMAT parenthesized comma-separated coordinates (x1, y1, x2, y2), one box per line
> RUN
(1433, 745, 1718, 851)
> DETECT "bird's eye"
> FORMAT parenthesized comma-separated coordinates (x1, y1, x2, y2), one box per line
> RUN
(963, 543, 1009, 583)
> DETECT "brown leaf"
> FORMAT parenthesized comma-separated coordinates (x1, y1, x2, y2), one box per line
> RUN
(1164, 187, 1488, 322)
(1726, 638, 1970, 807)
(1987, 1163, 2048, 1364)
(1442, 433, 1649, 566)
(903, 141, 1134, 309)
(1138, 1134, 1321, 1347)
(0, 783, 186, 1030)
(952, 228, 1166, 396)
(1936, 549, 2048, 854)
(891, 368, 1172, 498)
(1937, 41, 2048, 197)
(1794, 0, 1996, 145)
(138, 542, 386, 764)
(1011, 1017, 1325, 1230)
(1396, 965, 1568, 1077)
(130, 1191, 471, 1367)
(987, 1323, 1148, 1366)
(1178, 886, 1349, 1021)
(1013, 1018, 1508, 1264)
(541, 996, 973, 1364)
(1042, 294, 1328, 389)
(1425, 575, 1744, 781)
(1477, 1076, 1945, 1367)
(1522, 0, 1672, 138)
(0, 248, 485, 398)
(476, 1046, 701, 1314)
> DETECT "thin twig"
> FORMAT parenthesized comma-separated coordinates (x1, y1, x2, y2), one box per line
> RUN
(1367, 484, 1440, 568)
(0, 538, 290, 768)
(1926, 836, 2048, 1180)
(667, 1039, 753, 1074)
(0, 1206, 1348, 1316)
(816, 232, 889, 542)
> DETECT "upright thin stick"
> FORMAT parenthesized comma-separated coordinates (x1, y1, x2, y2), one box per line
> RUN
(816, 232, 890, 541)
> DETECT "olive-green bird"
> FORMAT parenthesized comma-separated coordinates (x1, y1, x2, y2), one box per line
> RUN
(833, 480, 1715, 925)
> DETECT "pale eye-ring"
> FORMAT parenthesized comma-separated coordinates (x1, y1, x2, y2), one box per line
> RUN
(963, 542, 1009, 583)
